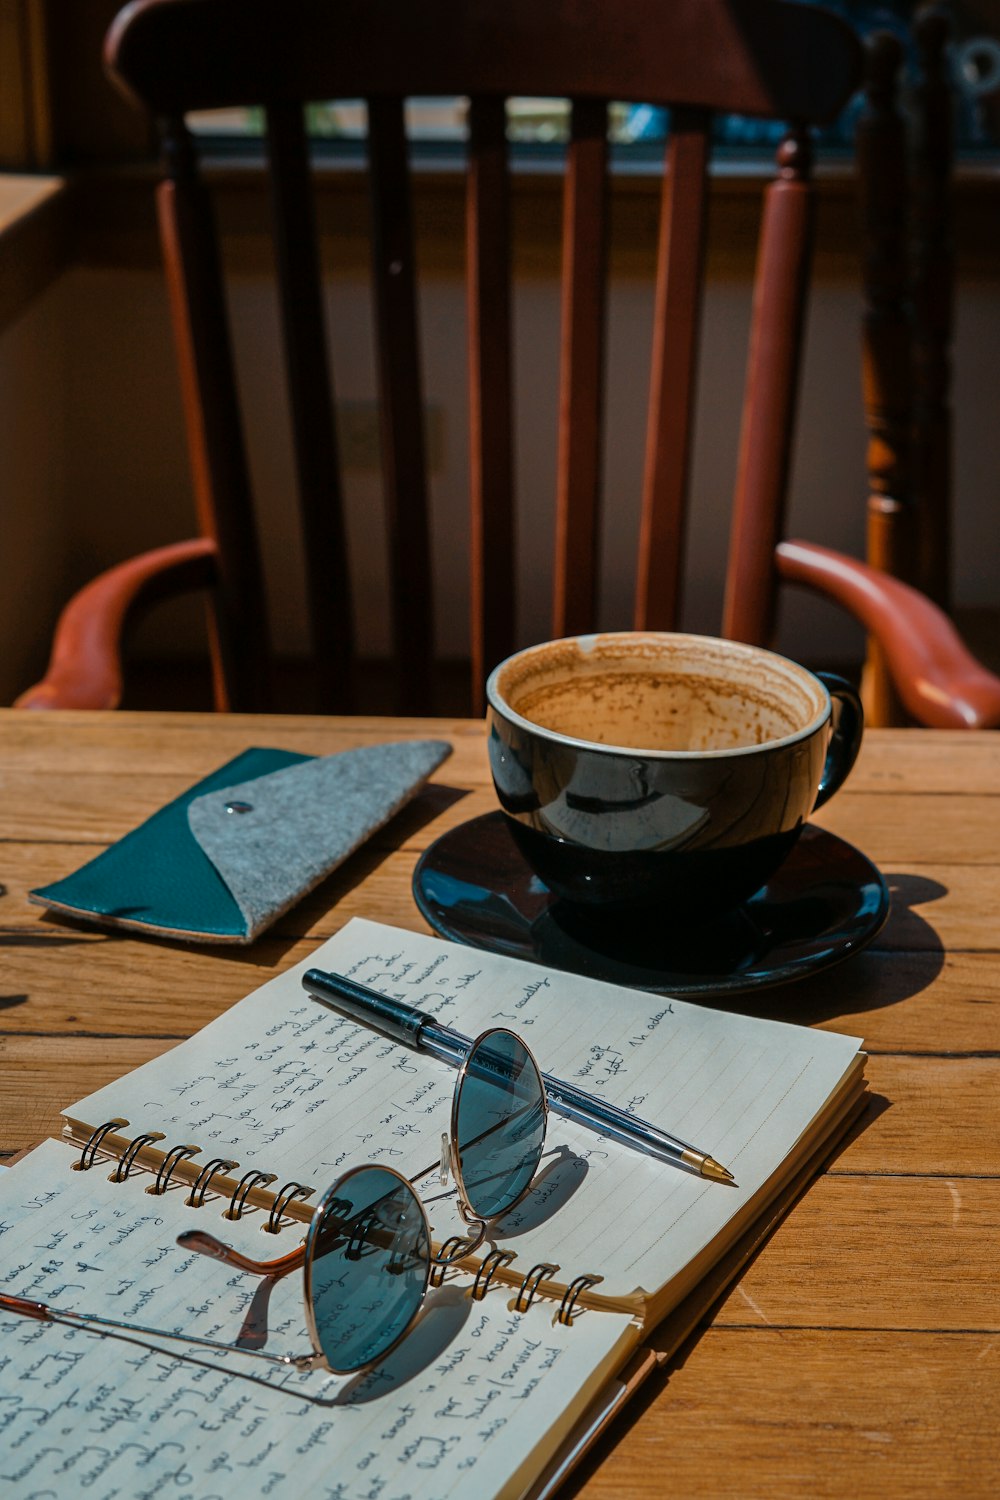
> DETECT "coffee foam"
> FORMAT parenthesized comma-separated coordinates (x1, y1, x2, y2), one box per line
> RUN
(497, 634, 825, 753)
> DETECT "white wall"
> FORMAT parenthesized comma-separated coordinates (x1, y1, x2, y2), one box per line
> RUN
(6, 255, 999, 702)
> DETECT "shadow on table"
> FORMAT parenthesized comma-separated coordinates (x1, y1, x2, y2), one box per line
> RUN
(0, 931, 100, 946)
(712, 870, 947, 1027)
(551, 870, 929, 1500)
(557, 1079, 894, 1499)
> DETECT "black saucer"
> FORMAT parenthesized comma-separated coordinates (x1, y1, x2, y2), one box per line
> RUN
(412, 813, 889, 997)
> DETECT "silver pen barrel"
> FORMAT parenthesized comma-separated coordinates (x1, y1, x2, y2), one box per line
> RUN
(305, 970, 734, 1182)
(541, 1083, 687, 1166)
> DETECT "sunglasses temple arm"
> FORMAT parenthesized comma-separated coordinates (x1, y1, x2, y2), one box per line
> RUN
(0, 1292, 319, 1370)
(178, 1228, 306, 1277)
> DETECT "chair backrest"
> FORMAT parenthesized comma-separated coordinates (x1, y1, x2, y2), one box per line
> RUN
(106, 0, 861, 715)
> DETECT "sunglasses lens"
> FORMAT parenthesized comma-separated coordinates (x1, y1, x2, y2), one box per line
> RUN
(455, 1029, 546, 1220)
(306, 1166, 430, 1373)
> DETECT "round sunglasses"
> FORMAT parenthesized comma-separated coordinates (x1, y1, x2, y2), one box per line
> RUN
(1, 1027, 548, 1377)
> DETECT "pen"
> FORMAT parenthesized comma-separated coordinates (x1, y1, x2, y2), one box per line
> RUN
(302, 968, 736, 1184)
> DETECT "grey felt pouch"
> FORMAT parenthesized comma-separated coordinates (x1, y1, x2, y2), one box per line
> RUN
(30, 740, 452, 944)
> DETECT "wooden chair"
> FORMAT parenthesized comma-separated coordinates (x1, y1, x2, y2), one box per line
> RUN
(858, 6, 957, 724)
(17, 0, 1000, 727)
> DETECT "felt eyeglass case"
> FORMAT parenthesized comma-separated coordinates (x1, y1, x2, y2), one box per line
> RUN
(30, 740, 451, 944)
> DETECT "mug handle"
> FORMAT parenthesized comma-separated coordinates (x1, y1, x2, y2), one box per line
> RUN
(813, 673, 864, 810)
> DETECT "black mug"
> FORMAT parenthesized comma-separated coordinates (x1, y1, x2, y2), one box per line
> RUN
(486, 632, 863, 915)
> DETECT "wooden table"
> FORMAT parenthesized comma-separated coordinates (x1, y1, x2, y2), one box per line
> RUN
(1, 711, 998, 1496)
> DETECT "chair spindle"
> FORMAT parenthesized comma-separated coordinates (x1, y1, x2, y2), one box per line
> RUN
(552, 97, 609, 639)
(723, 127, 815, 648)
(367, 96, 435, 714)
(266, 101, 355, 712)
(466, 94, 516, 707)
(634, 109, 710, 633)
(158, 117, 271, 712)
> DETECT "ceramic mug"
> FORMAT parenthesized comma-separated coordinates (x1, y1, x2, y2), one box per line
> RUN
(485, 631, 863, 914)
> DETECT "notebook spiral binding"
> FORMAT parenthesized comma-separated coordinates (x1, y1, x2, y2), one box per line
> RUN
(225, 1169, 278, 1220)
(186, 1158, 239, 1208)
(109, 1131, 165, 1183)
(265, 1181, 315, 1233)
(428, 1229, 489, 1287)
(557, 1274, 602, 1326)
(147, 1143, 199, 1195)
(73, 1118, 128, 1171)
(514, 1263, 560, 1313)
(72, 1122, 315, 1231)
(73, 1122, 601, 1319)
(472, 1248, 516, 1301)
(429, 1234, 466, 1287)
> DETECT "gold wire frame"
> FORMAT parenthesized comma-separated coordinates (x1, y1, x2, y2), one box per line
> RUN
(7, 1032, 555, 1378)
(301, 1162, 433, 1376)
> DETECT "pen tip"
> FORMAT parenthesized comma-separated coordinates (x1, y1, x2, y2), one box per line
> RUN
(702, 1157, 737, 1185)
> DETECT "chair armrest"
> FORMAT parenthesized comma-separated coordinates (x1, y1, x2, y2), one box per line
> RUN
(776, 539, 1000, 729)
(15, 539, 219, 710)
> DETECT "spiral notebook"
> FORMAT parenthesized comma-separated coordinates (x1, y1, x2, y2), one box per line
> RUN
(0, 919, 866, 1499)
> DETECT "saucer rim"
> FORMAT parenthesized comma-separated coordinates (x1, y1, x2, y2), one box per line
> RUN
(411, 812, 890, 998)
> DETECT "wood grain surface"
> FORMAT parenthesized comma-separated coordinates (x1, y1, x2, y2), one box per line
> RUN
(0, 713, 997, 1496)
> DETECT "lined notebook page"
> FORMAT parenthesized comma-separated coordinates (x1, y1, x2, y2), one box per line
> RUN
(0, 1139, 639, 1500)
(69, 919, 862, 1304)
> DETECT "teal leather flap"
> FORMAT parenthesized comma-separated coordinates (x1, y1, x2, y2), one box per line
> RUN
(31, 748, 309, 942)
(30, 740, 453, 945)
